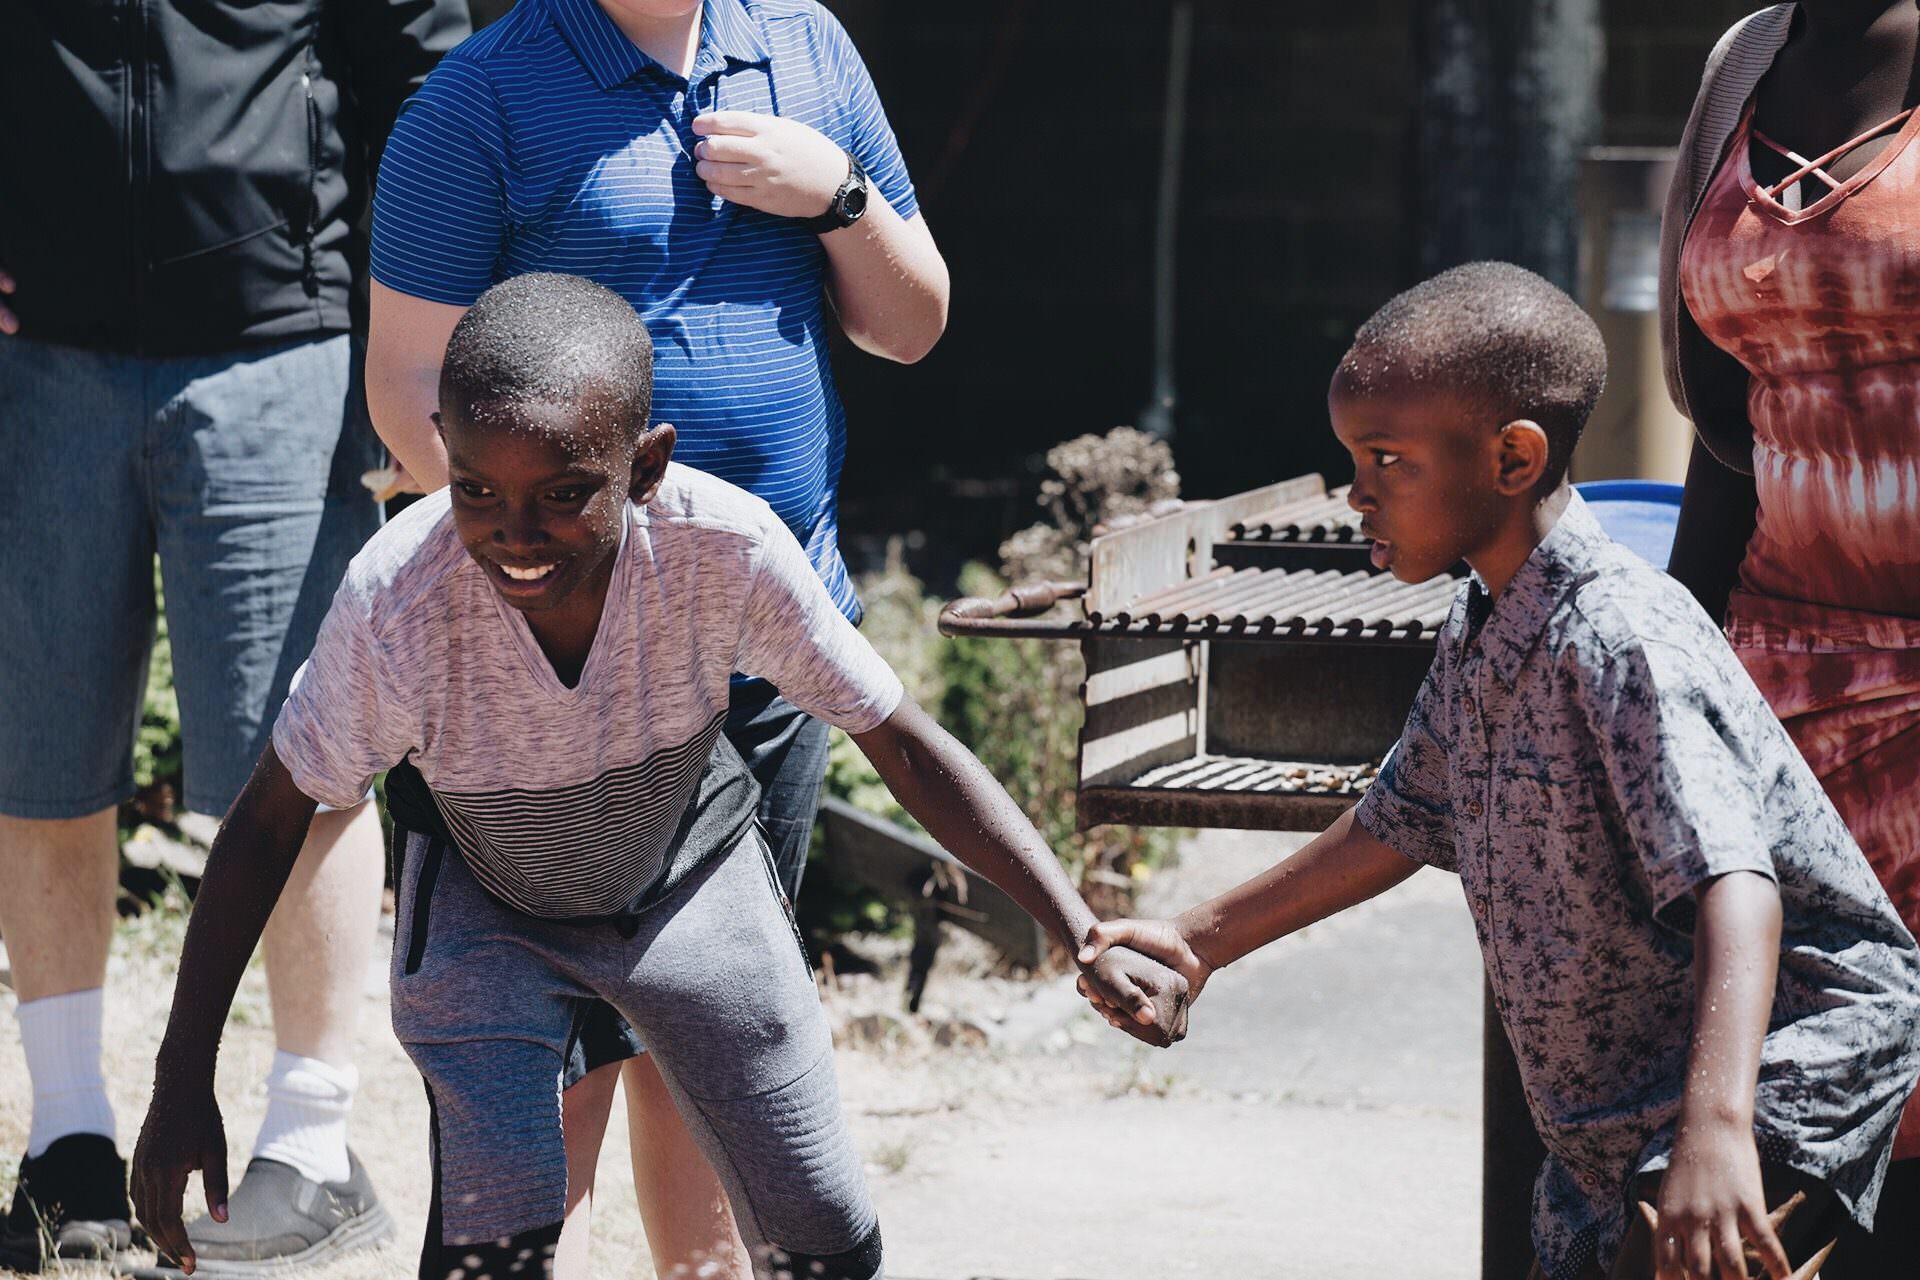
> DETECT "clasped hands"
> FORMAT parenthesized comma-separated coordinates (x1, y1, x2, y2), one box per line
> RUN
(1075, 916, 1214, 1046)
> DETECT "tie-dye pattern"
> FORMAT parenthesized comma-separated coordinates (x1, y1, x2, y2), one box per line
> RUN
(1726, 589, 1920, 1157)
(1681, 103, 1920, 1157)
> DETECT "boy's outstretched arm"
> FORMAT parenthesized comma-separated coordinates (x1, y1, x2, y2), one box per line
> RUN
(131, 743, 320, 1274)
(1076, 807, 1419, 1025)
(850, 695, 1188, 1045)
(1653, 870, 1790, 1280)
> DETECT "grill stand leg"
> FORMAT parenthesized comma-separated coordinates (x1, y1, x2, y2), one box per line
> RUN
(905, 897, 943, 1014)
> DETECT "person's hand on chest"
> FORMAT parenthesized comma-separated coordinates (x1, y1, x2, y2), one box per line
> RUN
(691, 110, 857, 223)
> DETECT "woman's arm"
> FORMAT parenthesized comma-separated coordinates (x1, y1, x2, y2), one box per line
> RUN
(365, 281, 468, 491)
(1667, 437, 1758, 625)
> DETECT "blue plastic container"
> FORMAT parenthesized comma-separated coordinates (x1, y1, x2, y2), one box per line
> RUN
(1573, 480, 1684, 569)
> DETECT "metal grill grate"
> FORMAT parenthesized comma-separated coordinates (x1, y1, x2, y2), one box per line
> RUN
(1229, 487, 1364, 542)
(1128, 755, 1380, 796)
(1085, 566, 1457, 640)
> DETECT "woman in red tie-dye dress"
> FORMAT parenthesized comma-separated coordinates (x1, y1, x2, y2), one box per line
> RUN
(1660, 4, 1920, 1263)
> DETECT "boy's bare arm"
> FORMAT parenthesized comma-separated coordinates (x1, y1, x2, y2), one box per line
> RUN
(131, 742, 320, 1273)
(850, 695, 1188, 1045)
(1076, 808, 1419, 1020)
(1653, 870, 1791, 1280)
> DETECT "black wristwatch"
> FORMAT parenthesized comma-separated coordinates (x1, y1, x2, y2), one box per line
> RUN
(805, 150, 869, 233)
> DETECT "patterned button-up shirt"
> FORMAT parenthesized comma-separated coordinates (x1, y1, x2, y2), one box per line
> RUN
(1354, 495, 1920, 1280)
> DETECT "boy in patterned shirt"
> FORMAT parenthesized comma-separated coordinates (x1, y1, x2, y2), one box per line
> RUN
(1079, 262, 1920, 1280)
(125, 273, 1186, 1280)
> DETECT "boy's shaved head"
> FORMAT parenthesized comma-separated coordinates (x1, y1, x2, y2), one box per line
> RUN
(1335, 262, 1606, 482)
(440, 272, 654, 450)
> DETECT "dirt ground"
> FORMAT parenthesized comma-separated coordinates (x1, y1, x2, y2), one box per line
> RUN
(1, 828, 1487, 1279)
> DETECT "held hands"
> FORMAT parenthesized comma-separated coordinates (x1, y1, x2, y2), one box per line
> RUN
(1075, 917, 1215, 1043)
(130, 1076, 231, 1274)
(1650, 1118, 1792, 1280)
(1078, 945, 1190, 1047)
(691, 112, 849, 222)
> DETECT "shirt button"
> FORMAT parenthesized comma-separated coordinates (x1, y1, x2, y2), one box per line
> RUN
(1580, 1173, 1600, 1191)
(1467, 799, 1484, 818)
(1461, 695, 1476, 717)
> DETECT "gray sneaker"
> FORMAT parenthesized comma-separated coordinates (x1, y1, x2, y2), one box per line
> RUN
(143, 1151, 391, 1277)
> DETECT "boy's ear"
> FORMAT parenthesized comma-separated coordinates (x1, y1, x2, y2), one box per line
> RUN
(629, 423, 677, 504)
(432, 410, 445, 441)
(1492, 419, 1551, 496)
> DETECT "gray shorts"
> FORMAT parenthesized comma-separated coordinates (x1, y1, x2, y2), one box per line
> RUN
(392, 825, 880, 1277)
(563, 681, 833, 1084)
(0, 332, 379, 819)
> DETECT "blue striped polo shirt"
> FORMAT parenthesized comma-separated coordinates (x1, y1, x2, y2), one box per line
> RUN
(371, 0, 920, 619)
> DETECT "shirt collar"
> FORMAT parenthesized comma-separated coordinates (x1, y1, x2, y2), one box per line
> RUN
(1463, 492, 1612, 689)
(548, 0, 769, 92)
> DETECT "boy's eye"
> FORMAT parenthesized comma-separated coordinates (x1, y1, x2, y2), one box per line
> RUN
(1374, 451, 1402, 468)
(453, 480, 493, 499)
(545, 487, 590, 504)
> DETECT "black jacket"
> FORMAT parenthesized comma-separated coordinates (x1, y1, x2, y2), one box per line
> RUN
(0, 0, 469, 356)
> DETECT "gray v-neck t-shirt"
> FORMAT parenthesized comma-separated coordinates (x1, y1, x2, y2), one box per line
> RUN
(274, 464, 903, 919)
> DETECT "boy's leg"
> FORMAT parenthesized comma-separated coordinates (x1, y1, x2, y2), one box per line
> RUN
(571, 685, 827, 1276)
(391, 835, 598, 1277)
(553, 1062, 617, 1277)
(613, 833, 880, 1280)
(555, 999, 748, 1279)
(0, 335, 160, 1266)
(620, 1054, 752, 1278)
(149, 334, 391, 1262)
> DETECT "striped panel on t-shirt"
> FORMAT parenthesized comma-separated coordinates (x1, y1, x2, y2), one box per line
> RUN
(434, 712, 729, 918)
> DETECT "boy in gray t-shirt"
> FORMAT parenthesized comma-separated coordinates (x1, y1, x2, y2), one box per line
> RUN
(1081, 264, 1920, 1280)
(129, 273, 1188, 1280)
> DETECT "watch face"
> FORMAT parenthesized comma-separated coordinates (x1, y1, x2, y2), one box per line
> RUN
(840, 182, 869, 221)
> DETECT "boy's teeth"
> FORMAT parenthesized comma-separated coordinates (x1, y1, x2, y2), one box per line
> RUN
(502, 563, 554, 581)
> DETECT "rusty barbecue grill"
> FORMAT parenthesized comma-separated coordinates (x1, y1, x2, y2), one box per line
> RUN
(939, 475, 1464, 832)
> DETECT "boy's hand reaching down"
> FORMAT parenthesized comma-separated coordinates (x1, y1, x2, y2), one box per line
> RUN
(131, 1074, 231, 1273)
(1078, 945, 1190, 1047)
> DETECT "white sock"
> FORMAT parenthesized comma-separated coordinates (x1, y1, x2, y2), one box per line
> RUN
(17, 987, 117, 1157)
(251, 1050, 355, 1185)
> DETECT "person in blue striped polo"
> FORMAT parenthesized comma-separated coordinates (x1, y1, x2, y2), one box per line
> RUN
(362, 0, 948, 1274)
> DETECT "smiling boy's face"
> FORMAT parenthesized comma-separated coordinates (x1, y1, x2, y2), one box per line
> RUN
(1329, 374, 1512, 584)
(439, 394, 672, 623)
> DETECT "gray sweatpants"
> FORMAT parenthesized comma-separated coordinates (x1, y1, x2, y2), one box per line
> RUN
(390, 827, 879, 1278)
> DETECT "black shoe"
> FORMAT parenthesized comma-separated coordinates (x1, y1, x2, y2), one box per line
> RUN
(0, 1133, 136, 1273)
(140, 1152, 391, 1277)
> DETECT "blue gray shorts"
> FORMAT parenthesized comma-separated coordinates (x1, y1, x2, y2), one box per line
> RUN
(393, 825, 881, 1278)
(0, 333, 380, 819)
(563, 680, 833, 1083)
